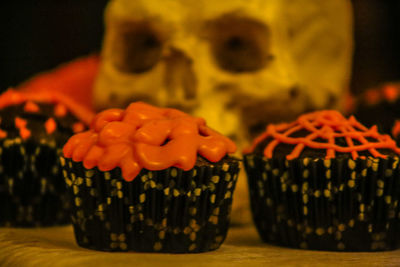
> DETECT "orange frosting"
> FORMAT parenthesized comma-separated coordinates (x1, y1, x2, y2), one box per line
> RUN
(24, 101, 40, 113)
(63, 102, 237, 181)
(383, 85, 399, 102)
(54, 104, 68, 117)
(392, 120, 400, 139)
(15, 117, 31, 140)
(0, 118, 6, 138)
(244, 110, 400, 160)
(73, 122, 86, 133)
(0, 89, 94, 126)
(364, 89, 380, 105)
(363, 83, 400, 105)
(343, 92, 356, 114)
(45, 118, 57, 134)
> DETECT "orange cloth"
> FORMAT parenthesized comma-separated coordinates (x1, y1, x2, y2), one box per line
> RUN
(18, 55, 100, 110)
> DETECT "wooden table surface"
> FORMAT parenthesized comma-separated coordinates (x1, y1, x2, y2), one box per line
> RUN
(1, 224, 399, 267)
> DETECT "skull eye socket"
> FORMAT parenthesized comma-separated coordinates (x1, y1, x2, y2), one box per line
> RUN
(111, 21, 163, 74)
(205, 15, 272, 73)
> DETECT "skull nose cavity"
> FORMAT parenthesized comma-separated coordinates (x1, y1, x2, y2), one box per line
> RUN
(289, 85, 300, 99)
(164, 48, 197, 100)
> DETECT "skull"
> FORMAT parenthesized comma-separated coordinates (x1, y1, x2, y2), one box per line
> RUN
(94, 0, 353, 146)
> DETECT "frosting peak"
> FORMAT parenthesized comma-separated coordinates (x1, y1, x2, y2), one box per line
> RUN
(245, 110, 400, 160)
(63, 102, 236, 181)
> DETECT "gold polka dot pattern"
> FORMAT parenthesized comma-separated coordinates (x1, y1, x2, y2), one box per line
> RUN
(244, 154, 400, 251)
(0, 101, 88, 227)
(61, 157, 239, 253)
(0, 139, 70, 226)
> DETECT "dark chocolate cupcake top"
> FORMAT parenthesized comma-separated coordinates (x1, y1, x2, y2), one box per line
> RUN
(63, 102, 237, 181)
(245, 110, 400, 160)
(0, 89, 94, 143)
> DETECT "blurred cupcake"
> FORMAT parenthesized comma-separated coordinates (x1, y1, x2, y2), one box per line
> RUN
(61, 102, 239, 253)
(353, 82, 400, 134)
(244, 110, 400, 251)
(0, 89, 93, 227)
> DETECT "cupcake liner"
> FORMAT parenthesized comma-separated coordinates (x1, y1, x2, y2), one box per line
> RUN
(61, 157, 239, 253)
(244, 154, 400, 251)
(0, 137, 70, 227)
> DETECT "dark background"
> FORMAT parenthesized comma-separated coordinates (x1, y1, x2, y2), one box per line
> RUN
(0, 1, 108, 90)
(0, 0, 399, 94)
(351, 0, 400, 94)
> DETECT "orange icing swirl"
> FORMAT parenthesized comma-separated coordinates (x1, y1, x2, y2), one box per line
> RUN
(63, 102, 237, 181)
(244, 110, 400, 160)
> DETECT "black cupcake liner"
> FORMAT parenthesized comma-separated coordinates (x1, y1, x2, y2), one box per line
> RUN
(0, 137, 70, 227)
(60, 157, 239, 253)
(244, 154, 400, 251)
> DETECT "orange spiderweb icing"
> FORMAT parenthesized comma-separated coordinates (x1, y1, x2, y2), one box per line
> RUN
(245, 110, 400, 160)
(63, 102, 237, 181)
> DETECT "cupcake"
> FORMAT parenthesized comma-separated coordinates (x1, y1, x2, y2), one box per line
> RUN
(353, 82, 400, 134)
(61, 102, 239, 253)
(243, 110, 400, 251)
(0, 89, 93, 227)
